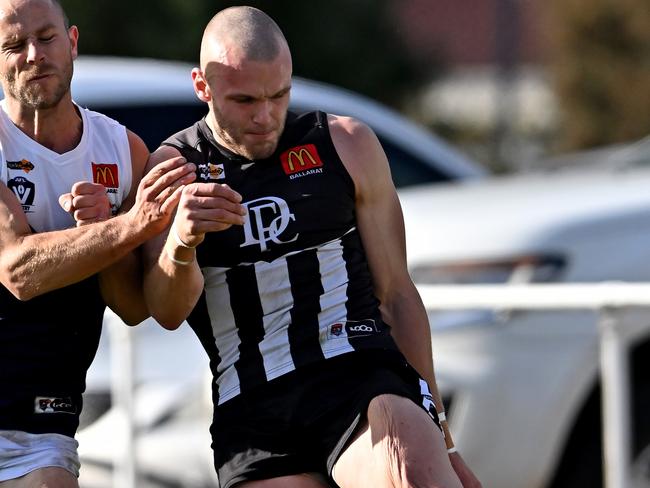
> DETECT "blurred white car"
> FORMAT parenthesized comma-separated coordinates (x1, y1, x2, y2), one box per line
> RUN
(56, 56, 486, 486)
(401, 150, 650, 488)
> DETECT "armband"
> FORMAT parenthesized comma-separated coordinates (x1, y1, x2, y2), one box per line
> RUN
(166, 246, 194, 266)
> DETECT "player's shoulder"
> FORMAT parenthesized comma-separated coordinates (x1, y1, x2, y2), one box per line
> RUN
(163, 120, 205, 150)
(327, 114, 380, 155)
(76, 104, 124, 130)
(327, 114, 376, 145)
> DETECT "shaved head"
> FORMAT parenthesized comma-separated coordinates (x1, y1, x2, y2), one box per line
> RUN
(200, 6, 288, 70)
(193, 6, 292, 160)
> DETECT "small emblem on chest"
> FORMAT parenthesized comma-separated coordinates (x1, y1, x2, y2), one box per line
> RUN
(241, 196, 298, 252)
(8, 176, 35, 213)
(199, 162, 225, 181)
(7, 158, 35, 173)
(92, 163, 119, 191)
(280, 144, 324, 179)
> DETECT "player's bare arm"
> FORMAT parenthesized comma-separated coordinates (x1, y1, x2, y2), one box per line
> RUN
(142, 144, 247, 329)
(95, 131, 155, 325)
(330, 114, 482, 488)
(0, 139, 195, 302)
(329, 114, 436, 382)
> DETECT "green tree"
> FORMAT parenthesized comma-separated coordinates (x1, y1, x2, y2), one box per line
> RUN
(547, 0, 650, 150)
(61, 0, 212, 61)
(61, 0, 431, 108)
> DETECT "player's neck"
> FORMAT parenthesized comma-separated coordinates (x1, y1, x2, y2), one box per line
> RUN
(4, 95, 83, 154)
(205, 115, 229, 150)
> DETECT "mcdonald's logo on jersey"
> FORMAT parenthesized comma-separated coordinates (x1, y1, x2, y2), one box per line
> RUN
(92, 163, 119, 188)
(280, 144, 323, 176)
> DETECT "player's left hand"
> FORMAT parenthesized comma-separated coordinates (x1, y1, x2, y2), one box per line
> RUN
(59, 181, 111, 227)
(450, 451, 482, 488)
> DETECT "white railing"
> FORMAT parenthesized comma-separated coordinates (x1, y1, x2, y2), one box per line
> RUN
(418, 282, 650, 488)
(108, 319, 136, 488)
(108, 282, 650, 488)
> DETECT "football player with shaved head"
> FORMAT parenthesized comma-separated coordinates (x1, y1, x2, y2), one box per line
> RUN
(144, 6, 481, 488)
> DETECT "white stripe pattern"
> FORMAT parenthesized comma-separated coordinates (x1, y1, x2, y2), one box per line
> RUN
(254, 258, 296, 380)
(202, 234, 359, 404)
(202, 266, 241, 401)
(317, 239, 356, 359)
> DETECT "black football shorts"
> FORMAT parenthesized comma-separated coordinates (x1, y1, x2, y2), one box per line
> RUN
(210, 349, 442, 488)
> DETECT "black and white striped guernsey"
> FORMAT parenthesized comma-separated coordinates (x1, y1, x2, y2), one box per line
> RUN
(163, 111, 399, 405)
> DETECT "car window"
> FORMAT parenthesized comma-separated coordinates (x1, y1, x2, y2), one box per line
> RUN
(379, 137, 452, 186)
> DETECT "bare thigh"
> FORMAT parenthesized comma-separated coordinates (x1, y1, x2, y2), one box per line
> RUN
(332, 394, 462, 488)
(0, 467, 78, 488)
(235, 473, 331, 488)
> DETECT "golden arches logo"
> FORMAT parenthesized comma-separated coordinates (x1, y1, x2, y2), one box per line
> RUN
(286, 148, 318, 172)
(280, 144, 323, 175)
(92, 163, 119, 188)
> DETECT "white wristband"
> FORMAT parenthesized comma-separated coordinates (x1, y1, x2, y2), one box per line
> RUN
(171, 224, 196, 249)
(438, 411, 456, 453)
(166, 246, 194, 266)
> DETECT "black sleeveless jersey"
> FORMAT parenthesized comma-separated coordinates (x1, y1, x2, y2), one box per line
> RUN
(163, 111, 399, 405)
(0, 277, 104, 437)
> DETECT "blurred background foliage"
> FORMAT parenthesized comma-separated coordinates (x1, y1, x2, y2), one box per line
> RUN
(60, 0, 436, 108)
(547, 0, 650, 151)
(60, 0, 650, 168)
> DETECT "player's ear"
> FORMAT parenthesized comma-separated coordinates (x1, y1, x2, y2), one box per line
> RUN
(192, 68, 212, 103)
(68, 25, 79, 60)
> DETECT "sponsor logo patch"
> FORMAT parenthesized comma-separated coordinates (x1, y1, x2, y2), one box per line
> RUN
(330, 323, 344, 336)
(8, 176, 35, 213)
(34, 396, 77, 415)
(7, 159, 35, 173)
(327, 319, 379, 339)
(280, 144, 323, 178)
(198, 162, 225, 181)
(92, 163, 119, 189)
(345, 319, 379, 337)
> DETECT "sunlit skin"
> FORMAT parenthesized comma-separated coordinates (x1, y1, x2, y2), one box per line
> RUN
(192, 41, 292, 161)
(0, 0, 79, 151)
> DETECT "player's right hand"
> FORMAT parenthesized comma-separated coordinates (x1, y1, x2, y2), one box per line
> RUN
(172, 182, 247, 248)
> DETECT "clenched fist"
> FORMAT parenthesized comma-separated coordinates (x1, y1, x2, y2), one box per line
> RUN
(59, 181, 111, 227)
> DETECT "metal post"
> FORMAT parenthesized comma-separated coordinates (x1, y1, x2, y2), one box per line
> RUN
(107, 315, 136, 488)
(598, 308, 632, 488)
(493, 0, 520, 168)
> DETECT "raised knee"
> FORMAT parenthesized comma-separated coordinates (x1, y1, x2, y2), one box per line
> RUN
(366, 395, 461, 488)
(367, 394, 422, 437)
(367, 394, 409, 424)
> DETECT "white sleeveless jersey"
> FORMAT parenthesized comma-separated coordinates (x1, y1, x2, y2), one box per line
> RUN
(0, 101, 132, 232)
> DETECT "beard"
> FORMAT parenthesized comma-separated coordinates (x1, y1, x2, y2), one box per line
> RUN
(210, 103, 286, 161)
(4, 56, 74, 110)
